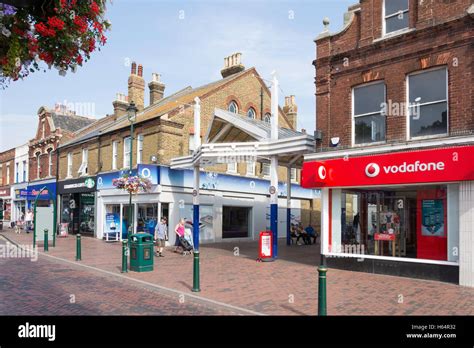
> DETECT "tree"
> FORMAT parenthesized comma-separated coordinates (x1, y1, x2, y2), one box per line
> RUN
(0, 0, 111, 87)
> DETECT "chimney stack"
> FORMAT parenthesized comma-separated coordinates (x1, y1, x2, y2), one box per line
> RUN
(283, 95, 298, 130)
(113, 93, 128, 118)
(220, 52, 245, 78)
(148, 73, 165, 105)
(128, 61, 145, 110)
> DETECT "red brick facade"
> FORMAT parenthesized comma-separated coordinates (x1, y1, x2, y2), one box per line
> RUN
(314, 0, 473, 148)
(0, 148, 15, 187)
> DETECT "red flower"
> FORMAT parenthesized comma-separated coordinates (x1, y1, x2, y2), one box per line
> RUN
(100, 35, 107, 45)
(76, 54, 83, 65)
(0, 57, 8, 66)
(35, 22, 56, 37)
(73, 16, 88, 34)
(90, 2, 100, 16)
(39, 52, 54, 64)
(12, 27, 25, 36)
(93, 21, 103, 33)
(47, 16, 65, 31)
(60, 0, 67, 8)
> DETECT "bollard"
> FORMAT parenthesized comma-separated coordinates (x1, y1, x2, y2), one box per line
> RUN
(121, 240, 128, 273)
(192, 250, 200, 292)
(43, 229, 49, 252)
(76, 234, 81, 261)
(318, 254, 327, 316)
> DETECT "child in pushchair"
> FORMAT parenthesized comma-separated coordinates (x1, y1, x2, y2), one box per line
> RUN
(179, 227, 194, 255)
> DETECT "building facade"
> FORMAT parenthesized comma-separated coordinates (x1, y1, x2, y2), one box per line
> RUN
(11, 143, 29, 223)
(302, 1, 474, 285)
(0, 148, 15, 227)
(57, 54, 320, 243)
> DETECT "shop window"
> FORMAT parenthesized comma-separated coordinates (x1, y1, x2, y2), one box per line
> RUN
(408, 68, 448, 138)
(332, 185, 453, 262)
(223, 206, 250, 238)
(137, 203, 158, 234)
(228, 100, 238, 114)
(104, 204, 122, 240)
(384, 0, 409, 35)
(352, 82, 386, 145)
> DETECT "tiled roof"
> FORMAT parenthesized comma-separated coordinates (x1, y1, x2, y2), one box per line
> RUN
(51, 113, 96, 133)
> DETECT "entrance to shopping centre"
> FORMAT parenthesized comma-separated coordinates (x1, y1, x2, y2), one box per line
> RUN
(222, 206, 251, 239)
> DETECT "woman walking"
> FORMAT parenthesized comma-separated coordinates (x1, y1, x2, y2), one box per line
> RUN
(174, 218, 185, 253)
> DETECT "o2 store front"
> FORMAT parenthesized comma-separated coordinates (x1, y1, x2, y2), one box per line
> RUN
(302, 145, 474, 286)
(96, 164, 318, 245)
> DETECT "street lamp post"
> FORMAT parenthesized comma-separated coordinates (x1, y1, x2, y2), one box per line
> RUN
(126, 102, 138, 242)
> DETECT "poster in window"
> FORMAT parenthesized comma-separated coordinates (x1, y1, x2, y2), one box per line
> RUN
(421, 199, 444, 237)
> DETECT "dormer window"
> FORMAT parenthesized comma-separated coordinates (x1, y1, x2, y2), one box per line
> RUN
(384, 0, 409, 35)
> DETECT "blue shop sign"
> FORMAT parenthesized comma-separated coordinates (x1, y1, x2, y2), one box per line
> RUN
(22, 182, 57, 200)
(97, 164, 160, 190)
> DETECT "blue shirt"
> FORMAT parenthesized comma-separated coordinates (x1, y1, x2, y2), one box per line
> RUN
(155, 222, 167, 239)
(305, 226, 315, 236)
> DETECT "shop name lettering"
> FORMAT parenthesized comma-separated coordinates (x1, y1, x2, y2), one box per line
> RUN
(31, 189, 48, 195)
(382, 161, 445, 174)
(18, 322, 55, 341)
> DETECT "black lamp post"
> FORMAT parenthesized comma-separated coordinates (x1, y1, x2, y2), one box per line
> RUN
(126, 101, 137, 240)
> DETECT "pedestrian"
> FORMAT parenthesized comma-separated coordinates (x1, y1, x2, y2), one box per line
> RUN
(154, 217, 168, 257)
(25, 209, 34, 234)
(174, 218, 185, 253)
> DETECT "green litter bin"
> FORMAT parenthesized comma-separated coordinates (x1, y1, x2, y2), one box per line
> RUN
(129, 233, 154, 272)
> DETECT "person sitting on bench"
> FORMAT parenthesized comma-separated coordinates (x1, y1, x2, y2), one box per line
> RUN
(305, 225, 317, 244)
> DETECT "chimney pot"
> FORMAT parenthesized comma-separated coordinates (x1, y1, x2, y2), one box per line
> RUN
(221, 52, 245, 78)
(131, 62, 137, 75)
(138, 64, 143, 77)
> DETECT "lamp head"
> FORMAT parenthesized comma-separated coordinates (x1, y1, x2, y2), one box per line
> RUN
(127, 101, 138, 123)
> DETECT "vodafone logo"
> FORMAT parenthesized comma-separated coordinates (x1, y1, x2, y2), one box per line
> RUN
(365, 160, 446, 178)
(365, 163, 380, 177)
(318, 165, 327, 180)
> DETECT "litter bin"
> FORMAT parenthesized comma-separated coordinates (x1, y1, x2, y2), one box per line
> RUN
(129, 233, 154, 272)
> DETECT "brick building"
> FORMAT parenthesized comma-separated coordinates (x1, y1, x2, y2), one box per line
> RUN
(57, 54, 320, 241)
(302, 1, 474, 286)
(0, 148, 15, 225)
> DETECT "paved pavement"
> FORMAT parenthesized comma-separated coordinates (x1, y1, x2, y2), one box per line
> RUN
(1, 228, 473, 315)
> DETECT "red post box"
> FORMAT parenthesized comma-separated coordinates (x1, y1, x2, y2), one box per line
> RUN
(258, 230, 274, 262)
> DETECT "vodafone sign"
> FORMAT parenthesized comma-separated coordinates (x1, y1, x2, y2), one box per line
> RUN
(301, 146, 474, 188)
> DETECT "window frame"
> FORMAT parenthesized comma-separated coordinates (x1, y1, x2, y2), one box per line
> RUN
(227, 162, 237, 174)
(290, 168, 297, 183)
(137, 134, 144, 164)
(112, 141, 118, 170)
(263, 113, 271, 124)
(123, 137, 131, 169)
(48, 150, 53, 177)
(78, 148, 88, 176)
(247, 107, 256, 119)
(262, 163, 270, 178)
(15, 162, 19, 183)
(67, 152, 73, 178)
(246, 161, 256, 176)
(22, 160, 26, 182)
(228, 100, 239, 114)
(35, 152, 41, 179)
(382, 0, 410, 36)
(406, 67, 449, 141)
(351, 80, 387, 147)
(6, 164, 10, 184)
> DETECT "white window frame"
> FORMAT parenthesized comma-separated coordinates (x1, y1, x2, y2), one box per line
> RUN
(78, 148, 88, 176)
(406, 67, 449, 141)
(247, 108, 256, 119)
(227, 162, 237, 174)
(15, 162, 19, 183)
(48, 150, 53, 177)
(6, 164, 10, 184)
(351, 81, 387, 147)
(35, 152, 41, 179)
(264, 113, 271, 124)
(67, 152, 73, 178)
(137, 134, 144, 164)
(112, 141, 118, 170)
(262, 163, 270, 178)
(228, 101, 238, 114)
(22, 160, 26, 182)
(246, 161, 256, 176)
(123, 137, 131, 169)
(383, 0, 409, 37)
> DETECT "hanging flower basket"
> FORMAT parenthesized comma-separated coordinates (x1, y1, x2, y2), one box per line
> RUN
(0, 0, 111, 87)
(112, 175, 152, 195)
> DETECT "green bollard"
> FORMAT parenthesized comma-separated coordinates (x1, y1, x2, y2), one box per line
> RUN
(43, 229, 49, 252)
(192, 250, 200, 292)
(318, 254, 327, 316)
(121, 240, 128, 273)
(76, 234, 81, 261)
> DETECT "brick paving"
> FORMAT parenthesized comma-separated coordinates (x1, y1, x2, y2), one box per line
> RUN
(1, 228, 474, 315)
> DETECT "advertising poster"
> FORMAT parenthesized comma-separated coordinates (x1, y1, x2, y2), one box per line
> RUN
(104, 213, 121, 237)
(421, 199, 445, 237)
(178, 204, 214, 241)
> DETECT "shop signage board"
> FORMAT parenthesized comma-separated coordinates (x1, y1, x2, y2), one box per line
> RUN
(21, 183, 56, 200)
(302, 146, 474, 188)
(258, 231, 273, 261)
(374, 233, 396, 241)
(58, 176, 97, 194)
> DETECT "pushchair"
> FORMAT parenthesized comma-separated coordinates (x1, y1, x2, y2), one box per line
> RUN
(178, 227, 194, 255)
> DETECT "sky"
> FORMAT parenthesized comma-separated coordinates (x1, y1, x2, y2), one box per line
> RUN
(0, 0, 355, 151)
